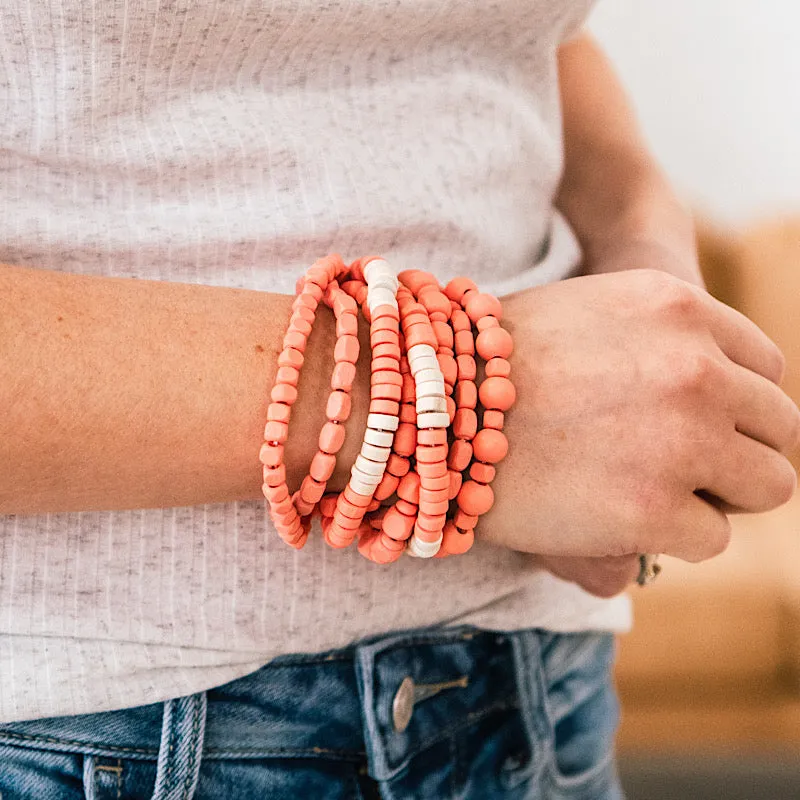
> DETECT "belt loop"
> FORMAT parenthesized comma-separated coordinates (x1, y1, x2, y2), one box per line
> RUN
(83, 755, 98, 800)
(150, 693, 207, 800)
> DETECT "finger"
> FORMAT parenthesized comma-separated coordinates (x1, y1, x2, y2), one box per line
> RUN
(727, 362, 800, 454)
(658, 492, 731, 563)
(700, 433, 798, 514)
(692, 287, 786, 384)
(539, 555, 640, 598)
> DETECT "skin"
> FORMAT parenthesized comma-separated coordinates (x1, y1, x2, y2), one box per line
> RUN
(1, 34, 797, 600)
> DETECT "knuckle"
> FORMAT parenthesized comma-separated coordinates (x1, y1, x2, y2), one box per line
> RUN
(653, 273, 698, 317)
(663, 350, 720, 396)
(771, 462, 798, 507)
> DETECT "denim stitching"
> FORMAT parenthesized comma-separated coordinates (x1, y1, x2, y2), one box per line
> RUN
(162, 702, 180, 796)
(0, 731, 366, 760)
(180, 699, 202, 800)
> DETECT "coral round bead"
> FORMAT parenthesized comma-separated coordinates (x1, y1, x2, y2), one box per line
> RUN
(443, 277, 478, 303)
(476, 327, 513, 360)
(472, 428, 509, 463)
(441, 522, 475, 555)
(478, 376, 516, 411)
(485, 358, 511, 378)
(457, 480, 495, 516)
(464, 292, 503, 322)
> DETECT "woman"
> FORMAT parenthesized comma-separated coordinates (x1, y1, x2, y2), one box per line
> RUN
(0, 1, 797, 798)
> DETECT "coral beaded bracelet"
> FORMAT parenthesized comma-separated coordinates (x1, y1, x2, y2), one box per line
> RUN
(259, 254, 516, 563)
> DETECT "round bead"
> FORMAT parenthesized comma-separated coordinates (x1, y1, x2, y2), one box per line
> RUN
(472, 428, 509, 463)
(455, 510, 479, 530)
(457, 480, 495, 516)
(465, 292, 503, 323)
(374, 472, 401, 501)
(440, 522, 475, 556)
(476, 327, 513, 360)
(443, 277, 478, 303)
(478, 376, 516, 411)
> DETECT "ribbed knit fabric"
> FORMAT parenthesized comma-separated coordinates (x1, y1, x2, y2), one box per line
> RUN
(0, 0, 631, 723)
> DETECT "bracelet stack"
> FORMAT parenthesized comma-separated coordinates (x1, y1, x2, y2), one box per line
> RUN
(259, 253, 516, 563)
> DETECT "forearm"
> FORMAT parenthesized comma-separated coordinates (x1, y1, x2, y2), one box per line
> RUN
(0, 264, 368, 514)
(556, 33, 703, 286)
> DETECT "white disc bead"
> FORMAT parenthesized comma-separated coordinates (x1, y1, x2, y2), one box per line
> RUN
(417, 411, 450, 429)
(367, 413, 399, 432)
(406, 532, 443, 558)
(364, 428, 394, 448)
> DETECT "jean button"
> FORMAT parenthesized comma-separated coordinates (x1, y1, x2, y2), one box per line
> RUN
(392, 676, 415, 732)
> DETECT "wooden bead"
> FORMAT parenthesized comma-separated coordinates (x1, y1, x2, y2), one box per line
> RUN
(485, 358, 512, 378)
(319, 421, 346, 454)
(283, 329, 307, 351)
(469, 462, 496, 484)
(263, 420, 289, 443)
(331, 361, 357, 391)
(326, 390, 352, 421)
(310, 452, 337, 482)
(478, 376, 516, 411)
(483, 409, 505, 430)
(334, 334, 360, 364)
(271, 383, 298, 405)
(397, 471, 421, 504)
(447, 439, 473, 472)
(278, 347, 304, 368)
(457, 480, 494, 515)
(476, 316, 500, 332)
(456, 355, 476, 381)
(454, 330, 475, 356)
(259, 442, 284, 467)
(448, 469, 463, 500)
(453, 408, 477, 440)
(299, 475, 326, 504)
(393, 422, 417, 456)
(440, 522, 475, 555)
(267, 402, 291, 424)
(387, 454, 411, 477)
(464, 292, 503, 322)
(472, 428, 509, 463)
(444, 277, 478, 303)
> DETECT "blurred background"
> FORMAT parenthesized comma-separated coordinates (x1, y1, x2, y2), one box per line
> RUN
(587, 2, 800, 797)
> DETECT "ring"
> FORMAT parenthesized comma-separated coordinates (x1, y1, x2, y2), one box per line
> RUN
(636, 553, 661, 586)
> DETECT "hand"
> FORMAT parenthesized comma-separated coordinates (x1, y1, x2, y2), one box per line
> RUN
(478, 267, 800, 564)
(535, 554, 641, 599)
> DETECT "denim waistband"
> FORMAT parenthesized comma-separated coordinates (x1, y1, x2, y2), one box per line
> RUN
(0, 625, 555, 783)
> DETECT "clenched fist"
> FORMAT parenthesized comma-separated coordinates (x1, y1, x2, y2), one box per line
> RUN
(479, 268, 800, 566)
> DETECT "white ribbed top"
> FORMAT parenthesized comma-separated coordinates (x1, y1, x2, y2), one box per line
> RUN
(0, 0, 630, 722)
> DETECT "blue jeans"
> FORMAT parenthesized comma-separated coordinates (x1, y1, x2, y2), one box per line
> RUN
(0, 626, 623, 799)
